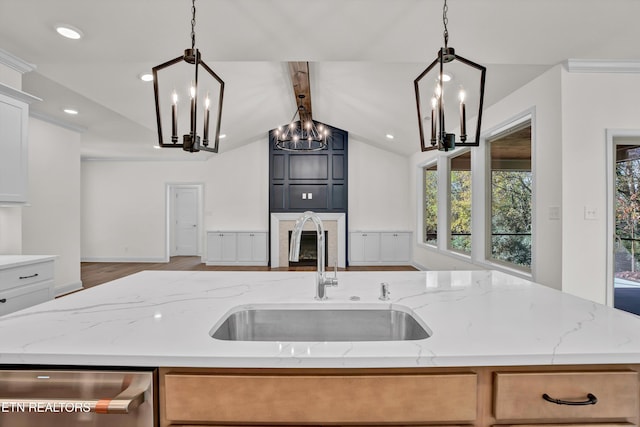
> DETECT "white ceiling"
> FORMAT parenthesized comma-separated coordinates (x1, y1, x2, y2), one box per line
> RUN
(1, 0, 639, 159)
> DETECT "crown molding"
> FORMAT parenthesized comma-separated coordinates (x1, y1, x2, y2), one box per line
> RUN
(0, 82, 41, 103)
(0, 49, 36, 74)
(566, 59, 640, 73)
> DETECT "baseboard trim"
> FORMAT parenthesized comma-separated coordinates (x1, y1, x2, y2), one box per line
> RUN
(411, 261, 429, 271)
(81, 257, 168, 263)
(55, 281, 83, 297)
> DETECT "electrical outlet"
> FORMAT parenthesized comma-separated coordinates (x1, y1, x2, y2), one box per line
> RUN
(584, 206, 597, 220)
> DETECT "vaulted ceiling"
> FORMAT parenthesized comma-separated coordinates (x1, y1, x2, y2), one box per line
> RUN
(1, 0, 639, 160)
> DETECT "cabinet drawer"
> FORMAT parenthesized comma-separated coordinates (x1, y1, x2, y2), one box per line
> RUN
(494, 371, 639, 421)
(163, 373, 477, 424)
(0, 260, 54, 291)
(0, 281, 52, 316)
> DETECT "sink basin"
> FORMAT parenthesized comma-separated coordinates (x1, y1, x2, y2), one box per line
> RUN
(210, 305, 431, 342)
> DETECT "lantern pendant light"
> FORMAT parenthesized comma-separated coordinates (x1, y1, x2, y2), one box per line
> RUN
(414, 0, 486, 152)
(152, 0, 225, 153)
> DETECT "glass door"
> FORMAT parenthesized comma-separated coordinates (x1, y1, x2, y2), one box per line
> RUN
(614, 144, 640, 315)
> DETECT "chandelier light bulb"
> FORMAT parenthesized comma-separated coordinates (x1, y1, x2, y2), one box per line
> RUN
(205, 96, 210, 109)
(435, 84, 442, 98)
(172, 91, 178, 104)
(459, 89, 466, 103)
(190, 84, 196, 98)
(431, 97, 437, 109)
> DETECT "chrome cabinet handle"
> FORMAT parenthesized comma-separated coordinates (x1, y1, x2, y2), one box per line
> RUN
(19, 273, 39, 280)
(0, 375, 149, 414)
(542, 393, 598, 406)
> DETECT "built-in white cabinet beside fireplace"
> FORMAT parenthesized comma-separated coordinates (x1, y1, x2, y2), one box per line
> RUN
(206, 231, 268, 266)
(349, 231, 412, 265)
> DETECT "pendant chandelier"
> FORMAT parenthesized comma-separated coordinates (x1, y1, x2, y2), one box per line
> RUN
(273, 95, 329, 152)
(414, 0, 486, 152)
(152, 0, 224, 153)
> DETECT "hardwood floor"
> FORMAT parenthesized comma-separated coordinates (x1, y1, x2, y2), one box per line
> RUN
(81, 256, 417, 289)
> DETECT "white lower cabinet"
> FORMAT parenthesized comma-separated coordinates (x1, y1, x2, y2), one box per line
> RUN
(236, 232, 268, 264)
(0, 257, 55, 316)
(349, 231, 412, 266)
(206, 232, 267, 266)
(349, 232, 380, 263)
(207, 232, 237, 263)
(380, 232, 412, 262)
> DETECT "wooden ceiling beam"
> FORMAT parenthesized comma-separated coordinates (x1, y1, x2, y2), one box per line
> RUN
(288, 61, 313, 124)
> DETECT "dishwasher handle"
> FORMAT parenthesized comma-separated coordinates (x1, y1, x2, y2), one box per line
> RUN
(0, 374, 149, 415)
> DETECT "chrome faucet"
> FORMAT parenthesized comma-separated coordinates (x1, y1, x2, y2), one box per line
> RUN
(289, 211, 338, 300)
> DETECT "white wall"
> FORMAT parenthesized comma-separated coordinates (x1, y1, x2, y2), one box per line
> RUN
(22, 118, 82, 294)
(348, 138, 411, 231)
(0, 208, 22, 254)
(81, 135, 410, 262)
(561, 70, 640, 303)
(410, 65, 564, 290)
(81, 139, 270, 261)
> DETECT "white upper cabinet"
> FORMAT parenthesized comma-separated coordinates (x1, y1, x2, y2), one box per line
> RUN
(0, 83, 40, 204)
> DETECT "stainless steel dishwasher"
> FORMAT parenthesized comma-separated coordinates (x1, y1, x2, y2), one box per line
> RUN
(0, 368, 155, 426)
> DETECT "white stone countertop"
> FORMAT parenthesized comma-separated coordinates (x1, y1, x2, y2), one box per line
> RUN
(1, 270, 640, 368)
(0, 255, 56, 269)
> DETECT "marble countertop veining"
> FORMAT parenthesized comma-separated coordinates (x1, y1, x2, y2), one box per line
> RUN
(0, 270, 639, 368)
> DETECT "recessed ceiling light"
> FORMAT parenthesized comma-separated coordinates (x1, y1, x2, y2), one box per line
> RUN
(55, 25, 83, 40)
(439, 73, 453, 82)
(139, 73, 153, 82)
(219, 134, 227, 139)
(153, 145, 162, 149)
(63, 108, 79, 115)
(386, 134, 395, 140)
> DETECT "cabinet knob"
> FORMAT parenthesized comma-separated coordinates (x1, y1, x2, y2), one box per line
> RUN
(0, 298, 6, 303)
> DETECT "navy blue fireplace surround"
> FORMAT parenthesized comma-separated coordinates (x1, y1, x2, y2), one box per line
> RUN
(269, 123, 348, 214)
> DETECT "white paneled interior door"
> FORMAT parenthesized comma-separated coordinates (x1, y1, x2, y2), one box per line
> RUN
(174, 187, 200, 256)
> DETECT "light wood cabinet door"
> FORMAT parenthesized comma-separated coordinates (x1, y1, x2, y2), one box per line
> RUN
(163, 373, 477, 424)
(494, 371, 639, 421)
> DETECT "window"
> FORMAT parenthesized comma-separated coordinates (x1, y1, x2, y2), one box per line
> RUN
(489, 124, 532, 269)
(423, 163, 438, 245)
(450, 151, 471, 254)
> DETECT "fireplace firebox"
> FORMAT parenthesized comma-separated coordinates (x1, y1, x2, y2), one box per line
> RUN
(288, 230, 328, 267)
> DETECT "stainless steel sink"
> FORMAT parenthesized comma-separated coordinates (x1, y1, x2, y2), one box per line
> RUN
(210, 305, 431, 341)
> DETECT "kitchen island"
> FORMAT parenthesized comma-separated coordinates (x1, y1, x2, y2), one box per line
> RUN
(1, 270, 640, 426)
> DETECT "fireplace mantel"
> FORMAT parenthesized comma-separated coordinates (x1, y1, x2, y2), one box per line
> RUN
(270, 212, 346, 268)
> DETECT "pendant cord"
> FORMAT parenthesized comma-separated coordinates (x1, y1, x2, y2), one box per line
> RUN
(191, 0, 196, 49)
(442, 0, 449, 48)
